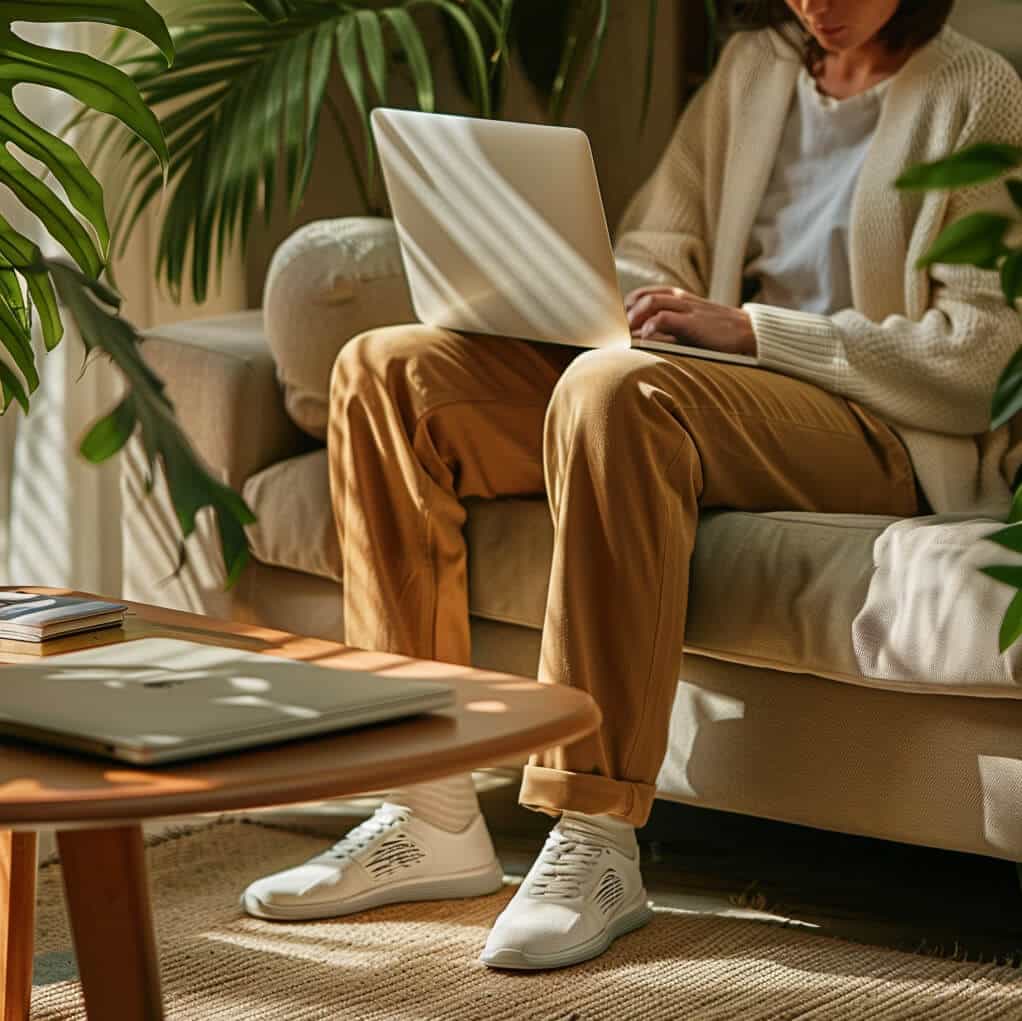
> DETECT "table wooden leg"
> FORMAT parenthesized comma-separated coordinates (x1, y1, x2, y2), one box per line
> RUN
(0, 830, 37, 1021)
(58, 826, 163, 1021)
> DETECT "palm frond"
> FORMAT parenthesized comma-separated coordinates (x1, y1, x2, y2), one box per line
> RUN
(509, 0, 656, 126)
(639, 0, 658, 133)
(99, 0, 658, 303)
(99, 0, 500, 303)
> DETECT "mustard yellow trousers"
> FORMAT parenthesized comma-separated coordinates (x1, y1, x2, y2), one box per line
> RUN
(328, 326, 918, 826)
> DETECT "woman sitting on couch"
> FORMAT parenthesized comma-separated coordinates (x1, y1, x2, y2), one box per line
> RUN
(243, 0, 1022, 970)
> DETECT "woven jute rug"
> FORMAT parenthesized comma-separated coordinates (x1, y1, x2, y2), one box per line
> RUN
(30, 819, 1022, 1020)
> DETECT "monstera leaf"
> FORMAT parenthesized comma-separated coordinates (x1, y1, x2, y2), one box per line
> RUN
(0, 2, 255, 585)
(48, 259, 256, 587)
(0, 2, 170, 407)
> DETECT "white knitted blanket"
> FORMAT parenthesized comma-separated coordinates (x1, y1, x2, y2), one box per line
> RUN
(852, 515, 1022, 693)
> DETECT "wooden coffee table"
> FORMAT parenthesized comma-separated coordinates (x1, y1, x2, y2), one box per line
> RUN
(0, 592, 601, 1021)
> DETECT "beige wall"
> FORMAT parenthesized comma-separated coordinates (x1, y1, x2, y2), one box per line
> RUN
(951, 2, 1022, 68)
(244, 4, 685, 305)
(582, 3, 685, 235)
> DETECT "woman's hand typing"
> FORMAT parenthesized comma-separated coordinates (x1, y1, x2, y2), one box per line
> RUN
(625, 287, 758, 357)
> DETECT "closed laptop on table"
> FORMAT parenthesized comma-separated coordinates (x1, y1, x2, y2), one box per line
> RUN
(0, 638, 454, 765)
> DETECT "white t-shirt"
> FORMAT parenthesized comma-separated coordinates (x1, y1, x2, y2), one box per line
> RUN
(745, 68, 891, 316)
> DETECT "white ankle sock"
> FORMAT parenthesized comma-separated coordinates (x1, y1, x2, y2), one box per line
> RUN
(390, 774, 481, 833)
(561, 811, 637, 854)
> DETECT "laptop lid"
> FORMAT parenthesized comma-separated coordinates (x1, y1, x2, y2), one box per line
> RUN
(371, 108, 632, 350)
(0, 638, 454, 765)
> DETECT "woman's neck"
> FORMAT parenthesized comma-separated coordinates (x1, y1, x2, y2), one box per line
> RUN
(815, 40, 914, 100)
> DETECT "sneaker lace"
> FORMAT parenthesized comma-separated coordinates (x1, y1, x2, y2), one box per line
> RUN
(528, 819, 617, 900)
(319, 804, 409, 861)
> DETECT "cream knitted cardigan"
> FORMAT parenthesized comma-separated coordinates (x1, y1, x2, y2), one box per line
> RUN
(614, 26, 1022, 515)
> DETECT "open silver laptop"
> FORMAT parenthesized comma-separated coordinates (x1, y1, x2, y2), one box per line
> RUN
(0, 638, 454, 765)
(371, 108, 756, 367)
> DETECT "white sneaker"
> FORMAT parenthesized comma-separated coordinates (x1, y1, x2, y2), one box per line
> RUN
(480, 813, 652, 970)
(241, 803, 504, 921)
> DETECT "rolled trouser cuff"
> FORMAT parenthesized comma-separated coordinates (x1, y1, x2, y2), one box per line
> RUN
(519, 765, 657, 828)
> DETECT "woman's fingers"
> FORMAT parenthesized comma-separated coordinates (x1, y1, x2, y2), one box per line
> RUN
(627, 296, 753, 354)
(626, 291, 692, 330)
(639, 309, 700, 343)
(624, 285, 685, 311)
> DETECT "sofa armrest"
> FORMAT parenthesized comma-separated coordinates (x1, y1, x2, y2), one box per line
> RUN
(142, 310, 312, 488)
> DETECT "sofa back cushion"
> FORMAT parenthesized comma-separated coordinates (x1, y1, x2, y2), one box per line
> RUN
(264, 217, 416, 439)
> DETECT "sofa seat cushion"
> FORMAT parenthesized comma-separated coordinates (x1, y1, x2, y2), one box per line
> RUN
(243, 449, 1019, 698)
(244, 449, 345, 585)
(463, 496, 900, 688)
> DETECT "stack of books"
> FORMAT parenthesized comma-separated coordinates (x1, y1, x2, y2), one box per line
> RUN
(0, 592, 127, 654)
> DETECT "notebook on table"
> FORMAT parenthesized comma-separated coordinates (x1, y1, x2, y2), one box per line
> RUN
(0, 592, 126, 647)
(0, 637, 455, 765)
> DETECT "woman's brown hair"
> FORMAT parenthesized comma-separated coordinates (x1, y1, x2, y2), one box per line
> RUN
(722, 0, 955, 74)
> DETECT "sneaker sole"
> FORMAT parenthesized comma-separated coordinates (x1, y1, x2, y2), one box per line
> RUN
(479, 893, 653, 971)
(241, 859, 505, 921)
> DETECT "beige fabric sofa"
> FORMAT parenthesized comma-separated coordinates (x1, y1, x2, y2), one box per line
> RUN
(122, 218, 1022, 864)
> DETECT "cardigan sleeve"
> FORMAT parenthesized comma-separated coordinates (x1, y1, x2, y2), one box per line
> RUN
(747, 56, 1022, 437)
(612, 64, 717, 298)
(746, 261, 1021, 436)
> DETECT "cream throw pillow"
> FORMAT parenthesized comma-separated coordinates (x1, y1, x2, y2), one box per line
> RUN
(264, 217, 416, 439)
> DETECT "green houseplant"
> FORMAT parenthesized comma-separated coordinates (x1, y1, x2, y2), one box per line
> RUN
(0, 0, 255, 584)
(84, 0, 662, 303)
